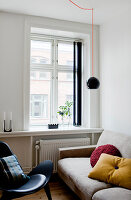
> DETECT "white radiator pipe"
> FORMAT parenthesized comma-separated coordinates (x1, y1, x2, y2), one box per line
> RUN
(35, 144, 39, 167)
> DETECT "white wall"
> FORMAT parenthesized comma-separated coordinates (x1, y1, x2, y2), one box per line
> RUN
(0, 11, 100, 131)
(100, 9, 131, 135)
(0, 12, 25, 131)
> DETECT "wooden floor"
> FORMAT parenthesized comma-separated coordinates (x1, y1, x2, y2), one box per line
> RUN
(15, 176, 80, 200)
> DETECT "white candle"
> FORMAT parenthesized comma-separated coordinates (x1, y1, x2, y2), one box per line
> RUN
(10, 112, 12, 120)
(4, 112, 6, 120)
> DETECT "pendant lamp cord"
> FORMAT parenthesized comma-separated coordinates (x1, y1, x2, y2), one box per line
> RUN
(92, 8, 93, 76)
(68, 0, 94, 76)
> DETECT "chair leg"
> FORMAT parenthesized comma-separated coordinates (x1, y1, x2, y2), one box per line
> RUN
(1, 195, 11, 200)
(44, 183, 52, 200)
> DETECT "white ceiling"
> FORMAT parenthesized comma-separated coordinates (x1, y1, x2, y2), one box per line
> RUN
(0, 0, 131, 25)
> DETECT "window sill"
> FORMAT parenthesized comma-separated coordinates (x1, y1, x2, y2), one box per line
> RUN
(0, 126, 103, 138)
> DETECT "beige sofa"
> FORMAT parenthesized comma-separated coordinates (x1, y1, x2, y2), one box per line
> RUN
(58, 130, 131, 200)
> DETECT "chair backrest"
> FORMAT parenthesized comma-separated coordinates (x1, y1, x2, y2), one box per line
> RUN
(0, 141, 13, 158)
(97, 130, 131, 158)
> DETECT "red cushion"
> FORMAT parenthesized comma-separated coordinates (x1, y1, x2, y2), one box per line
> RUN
(90, 144, 121, 167)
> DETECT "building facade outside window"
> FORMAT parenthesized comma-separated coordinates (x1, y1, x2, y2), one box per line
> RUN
(30, 94, 48, 118)
(30, 35, 74, 126)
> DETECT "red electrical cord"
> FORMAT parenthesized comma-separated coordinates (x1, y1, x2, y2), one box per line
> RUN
(68, 0, 94, 76)
(68, 0, 92, 10)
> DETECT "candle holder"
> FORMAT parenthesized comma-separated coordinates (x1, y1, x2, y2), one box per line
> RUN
(3, 120, 12, 132)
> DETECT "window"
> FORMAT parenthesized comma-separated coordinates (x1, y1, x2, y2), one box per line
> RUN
(31, 40, 52, 65)
(58, 42, 73, 66)
(30, 71, 36, 80)
(39, 72, 48, 80)
(66, 95, 73, 102)
(66, 73, 72, 81)
(30, 70, 51, 125)
(58, 72, 73, 108)
(30, 36, 74, 126)
(30, 94, 48, 118)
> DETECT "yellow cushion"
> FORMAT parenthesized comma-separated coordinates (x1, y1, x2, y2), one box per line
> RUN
(88, 153, 131, 189)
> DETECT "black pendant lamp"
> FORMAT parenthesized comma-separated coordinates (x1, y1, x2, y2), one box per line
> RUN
(68, 1, 100, 89)
(87, 77, 100, 89)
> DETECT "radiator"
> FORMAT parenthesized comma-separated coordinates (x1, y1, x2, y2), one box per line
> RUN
(36, 138, 90, 172)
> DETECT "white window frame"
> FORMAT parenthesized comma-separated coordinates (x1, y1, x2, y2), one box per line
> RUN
(30, 34, 76, 126)
(23, 18, 100, 131)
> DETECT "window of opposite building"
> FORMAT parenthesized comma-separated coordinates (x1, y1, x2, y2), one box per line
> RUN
(30, 36, 74, 126)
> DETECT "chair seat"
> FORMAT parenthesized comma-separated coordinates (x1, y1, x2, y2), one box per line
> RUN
(0, 142, 53, 200)
(4, 174, 46, 194)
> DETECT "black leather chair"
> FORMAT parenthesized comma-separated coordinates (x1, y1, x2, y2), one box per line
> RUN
(0, 141, 53, 200)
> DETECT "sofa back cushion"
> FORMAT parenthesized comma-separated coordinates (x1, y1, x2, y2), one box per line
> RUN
(97, 131, 131, 158)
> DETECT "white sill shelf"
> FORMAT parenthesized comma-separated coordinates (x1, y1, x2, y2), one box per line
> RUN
(0, 126, 103, 138)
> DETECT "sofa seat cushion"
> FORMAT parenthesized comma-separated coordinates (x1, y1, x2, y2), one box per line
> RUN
(58, 158, 112, 200)
(92, 187, 131, 200)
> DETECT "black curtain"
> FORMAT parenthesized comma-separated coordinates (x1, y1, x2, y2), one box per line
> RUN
(73, 42, 82, 126)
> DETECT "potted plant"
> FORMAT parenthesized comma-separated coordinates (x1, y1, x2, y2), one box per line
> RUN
(65, 101, 73, 126)
(57, 101, 73, 126)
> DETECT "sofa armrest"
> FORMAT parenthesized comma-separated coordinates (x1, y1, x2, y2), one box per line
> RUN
(59, 145, 96, 160)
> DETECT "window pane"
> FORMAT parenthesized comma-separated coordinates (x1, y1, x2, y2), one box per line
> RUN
(31, 40, 52, 65)
(30, 71, 51, 125)
(58, 72, 73, 124)
(39, 72, 48, 80)
(31, 71, 36, 80)
(58, 43, 73, 66)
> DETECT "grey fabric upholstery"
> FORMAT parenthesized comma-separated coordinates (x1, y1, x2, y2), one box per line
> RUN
(58, 158, 112, 200)
(97, 130, 131, 158)
(92, 187, 131, 200)
(58, 130, 131, 200)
